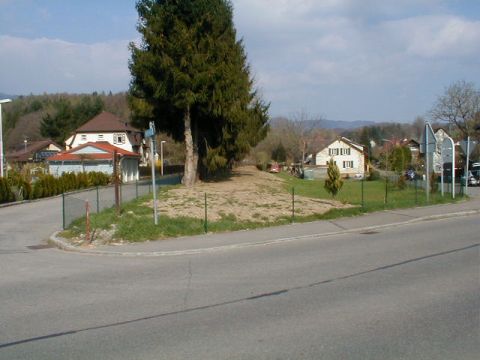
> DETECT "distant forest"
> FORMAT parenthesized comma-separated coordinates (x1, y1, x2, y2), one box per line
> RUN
(3, 92, 130, 151)
(3, 92, 440, 162)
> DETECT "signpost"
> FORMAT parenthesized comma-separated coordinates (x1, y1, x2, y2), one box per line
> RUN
(441, 136, 455, 199)
(420, 123, 436, 203)
(145, 122, 158, 225)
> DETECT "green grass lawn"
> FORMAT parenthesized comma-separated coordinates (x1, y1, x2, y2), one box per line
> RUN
(64, 173, 464, 243)
(278, 172, 461, 213)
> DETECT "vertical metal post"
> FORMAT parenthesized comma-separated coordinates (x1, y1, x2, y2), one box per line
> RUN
(464, 136, 470, 197)
(425, 128, 430, 204)
(361, 179, 364, 209)
(96, 186, 100, 213)
(113, 150, 120, 215)
(441, 166, 444, 197)
(384, 176, 388, 206)
(415, 178, 418, 205)
(292, 187, 295, 223)
(62, 193, 66, 230)
(135, 180, 138, 199)
(85, 200, 90, 244)
(151, 137, 158, 225)
(204, 193, 208, 233)
(452, 146, 456, 200)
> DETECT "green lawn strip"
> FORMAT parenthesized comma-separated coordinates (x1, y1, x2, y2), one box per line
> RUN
(64, 173, 465, 244)
(277, 172, 463, 212)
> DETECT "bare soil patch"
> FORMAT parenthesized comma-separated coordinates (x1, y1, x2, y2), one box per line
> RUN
(153, 166, 350, 222)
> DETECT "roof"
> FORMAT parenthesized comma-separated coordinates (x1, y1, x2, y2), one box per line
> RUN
(47, 142, 140, 162)
(74, 111, 140, 133)
(6, 140, 62, 162)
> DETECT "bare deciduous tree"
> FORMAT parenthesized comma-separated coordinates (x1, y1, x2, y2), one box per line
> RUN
(430, 80, 480, 138)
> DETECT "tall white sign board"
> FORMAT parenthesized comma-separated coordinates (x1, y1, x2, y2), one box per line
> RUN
(441, 136, 455, 199)
(420, 123, 437, 202)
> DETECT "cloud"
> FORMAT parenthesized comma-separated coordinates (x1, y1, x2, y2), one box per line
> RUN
(232, 0, 480, 120)
(0, 35, 131, 94)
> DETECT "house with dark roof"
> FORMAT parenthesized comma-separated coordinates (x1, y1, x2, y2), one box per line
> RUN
(6, 139, 63, 164)
(47, 142, 140, 183)
(314, 137, 367, 178)
(65, 111, 146, 164)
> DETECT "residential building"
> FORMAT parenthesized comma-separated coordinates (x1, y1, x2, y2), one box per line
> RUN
(47, 142, 140, 183)
(315, 137, 367, 178)
(6, 139, 62, 165)
(65, 111, 147, 164)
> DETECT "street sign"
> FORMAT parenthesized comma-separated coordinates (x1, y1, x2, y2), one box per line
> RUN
(460, 139, 477, 156)
(420, 123, 436, 154)
(144, 129, 154, 138)
(441, 137, 455, 163)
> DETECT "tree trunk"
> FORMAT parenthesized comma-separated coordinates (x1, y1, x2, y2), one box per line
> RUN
(183, 106, 197, 187)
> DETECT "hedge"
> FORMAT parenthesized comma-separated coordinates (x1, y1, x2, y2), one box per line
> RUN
(0, 171, 111, 203)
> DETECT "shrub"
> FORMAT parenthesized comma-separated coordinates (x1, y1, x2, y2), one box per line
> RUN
(324, 159, 343, 197)
(0, 177, 14, 203)
(397, 175, 406, 190)
(367, 169, 381, 181)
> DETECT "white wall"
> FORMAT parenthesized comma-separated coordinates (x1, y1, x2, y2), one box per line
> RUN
(67, 132, 134, 152)
(315, 140, 365, 177)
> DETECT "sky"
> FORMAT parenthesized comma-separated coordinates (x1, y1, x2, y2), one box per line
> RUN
(1, 0, 479, 123)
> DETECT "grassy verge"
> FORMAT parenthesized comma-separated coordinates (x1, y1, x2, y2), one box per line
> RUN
(278, 172, 463, 213)
(64, 173, 465, 244)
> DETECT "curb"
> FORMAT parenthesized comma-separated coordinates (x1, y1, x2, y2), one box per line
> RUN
(49, 209, 480, 257)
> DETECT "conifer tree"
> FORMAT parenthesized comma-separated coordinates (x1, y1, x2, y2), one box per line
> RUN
(129, 0, 269, 186)
(324, 158, 343, 198)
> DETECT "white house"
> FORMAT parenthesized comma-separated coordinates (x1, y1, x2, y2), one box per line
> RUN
(315, 137, 367, 178)
(65, 111, 147, 164)
(47, 142, 140, 183)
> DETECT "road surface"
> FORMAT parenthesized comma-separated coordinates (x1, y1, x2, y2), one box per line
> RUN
(0, 196, 478, 359)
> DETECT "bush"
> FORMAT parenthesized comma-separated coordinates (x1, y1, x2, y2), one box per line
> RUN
(367, 169, 381, 181)
(397, 175, 406, 190)
(0, 177, 14, 203)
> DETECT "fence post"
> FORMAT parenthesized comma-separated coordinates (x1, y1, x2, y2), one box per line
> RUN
(204, 192, 208, 233)
(62, 193, 66, 230)
(96, 186, 100, 213)
(292, 187, 295, 223)
(415, 178, 418, 205)
(85, 200, 90, 244)
(136, 180, 138, 199)
(361, 179, 364, 209)
(384, 176, 388, 206)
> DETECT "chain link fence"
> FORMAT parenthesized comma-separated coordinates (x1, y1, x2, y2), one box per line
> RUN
(62, 174, 182, 229)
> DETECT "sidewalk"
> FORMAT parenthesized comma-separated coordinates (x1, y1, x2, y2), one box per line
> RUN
(50, 191, 480, 257)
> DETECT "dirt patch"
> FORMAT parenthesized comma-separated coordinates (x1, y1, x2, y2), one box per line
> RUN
(150, 166, 350, 222)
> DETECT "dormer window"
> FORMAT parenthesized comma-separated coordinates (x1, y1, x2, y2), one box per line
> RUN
(114, 133, 125, 145)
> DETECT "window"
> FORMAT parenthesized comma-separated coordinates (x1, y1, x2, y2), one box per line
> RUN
(329, 148, 339, 156)
(97, 134, 104, 141)
(113, 133, 125, 145)
(343, 161, 354, 169)
(80, 134, 87, 142)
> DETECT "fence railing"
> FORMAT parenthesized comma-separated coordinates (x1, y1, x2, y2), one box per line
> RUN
(62, 174, 182, 229)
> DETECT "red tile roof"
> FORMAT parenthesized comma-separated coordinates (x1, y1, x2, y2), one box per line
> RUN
(6, 140, 62, 162)
(74, 111, 140, 133)
(47, 142, 139, 162)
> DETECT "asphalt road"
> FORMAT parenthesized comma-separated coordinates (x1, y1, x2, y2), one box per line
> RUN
(0, 200, 478, 359)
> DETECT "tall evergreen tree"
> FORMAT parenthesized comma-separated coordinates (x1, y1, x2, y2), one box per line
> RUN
(129, 0, 269, 186)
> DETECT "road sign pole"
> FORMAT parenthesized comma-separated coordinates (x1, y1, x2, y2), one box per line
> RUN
(425, 126, 430, 203)
(452, 146, 455, 199)
(151, 136, 158, 225)
(464, 136, 470, 197)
